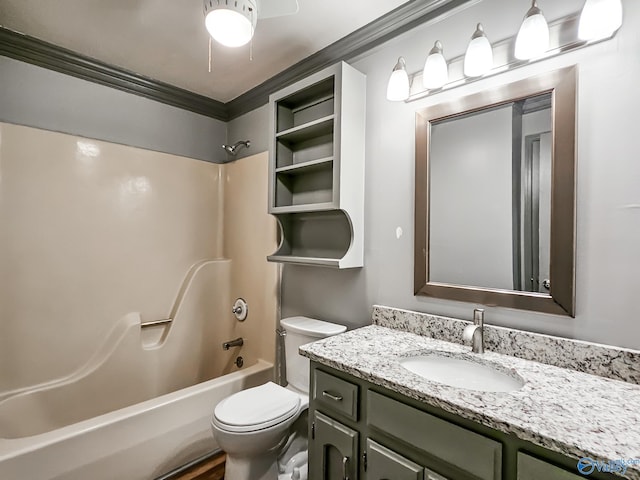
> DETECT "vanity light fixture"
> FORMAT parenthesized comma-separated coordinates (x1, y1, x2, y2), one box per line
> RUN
(389, 0, 623, 102)
(463, 23, 493, 77)
(423, 41, 449, 89)
(514, 0, 549, 60)
(578, 0, 623, 41)
(204, 0, 257, 47)
(386, 57, 410, 101)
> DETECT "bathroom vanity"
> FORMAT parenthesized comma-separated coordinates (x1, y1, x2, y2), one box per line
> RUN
(301, 307, 640, 480)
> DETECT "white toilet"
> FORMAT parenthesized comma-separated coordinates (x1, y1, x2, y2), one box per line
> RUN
(211, 316, 346, 480)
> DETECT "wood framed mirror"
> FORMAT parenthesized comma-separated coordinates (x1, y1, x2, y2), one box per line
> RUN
(414, 66, 577, 316)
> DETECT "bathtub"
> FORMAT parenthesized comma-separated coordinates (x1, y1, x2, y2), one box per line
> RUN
(0, 260, 275, 479)
(0, 360, 273, 480)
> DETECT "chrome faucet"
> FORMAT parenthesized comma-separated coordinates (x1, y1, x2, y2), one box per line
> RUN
(222, 337, 244, 350)
(462, 308, 484, 353)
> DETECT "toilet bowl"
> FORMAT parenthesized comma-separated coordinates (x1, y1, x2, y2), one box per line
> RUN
(211, 316, 346, 480)
(211, 382, 309, 480)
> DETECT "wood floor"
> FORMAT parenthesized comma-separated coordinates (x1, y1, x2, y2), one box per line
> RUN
(168, 452, 225, 480)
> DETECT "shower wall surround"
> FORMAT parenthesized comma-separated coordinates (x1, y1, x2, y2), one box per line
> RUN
(0, 122, 277, 395)
(223, 153, 280, 370)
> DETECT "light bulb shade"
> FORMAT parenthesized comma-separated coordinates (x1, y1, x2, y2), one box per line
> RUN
(578, 0, 623, 41)
(204, 0, 257, 47)
(423, 41, 448, 89)
(515, 3, 550, 60)
(464, 24, 493, 77)
(386, 57, 410, 101)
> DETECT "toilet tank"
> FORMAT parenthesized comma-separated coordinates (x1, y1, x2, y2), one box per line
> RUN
(280, 316, 347, 393)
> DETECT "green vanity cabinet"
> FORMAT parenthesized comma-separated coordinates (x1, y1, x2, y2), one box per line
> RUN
(366, 440, 424, 480)
(309, 368, 361, 479)
(314, 369, 359, 421)
(309, 362, 615, 480)
(367, 391, 501, 480)
(310, 411, 359, 480)
(516, 453, 584, 480)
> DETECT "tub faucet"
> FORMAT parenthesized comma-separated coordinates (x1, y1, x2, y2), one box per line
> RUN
(222, 337, 244, 350)
(462, 308, 484, 354)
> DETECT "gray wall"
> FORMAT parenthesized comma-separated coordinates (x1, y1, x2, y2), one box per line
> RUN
(0, 57, 227, 163)
(238, 0, 640, 350)
(226, 105, 270, 161)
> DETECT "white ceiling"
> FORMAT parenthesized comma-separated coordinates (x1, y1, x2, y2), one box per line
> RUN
(0, 0, 409, 103)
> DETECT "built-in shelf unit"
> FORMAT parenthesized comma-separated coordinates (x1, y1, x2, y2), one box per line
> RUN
(268, 62, 365, 268)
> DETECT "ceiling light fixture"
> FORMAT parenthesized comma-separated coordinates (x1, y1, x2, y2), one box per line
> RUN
(423, 41, 448, 90)
(204, 0, 257, 48)
(386, 57, 410, 101)
(463, 23, 493, 77)
(578, 0, 623, 41)
(514, 0, 549, 60)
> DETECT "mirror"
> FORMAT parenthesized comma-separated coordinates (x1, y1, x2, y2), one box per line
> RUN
(415, 66, 577, 316)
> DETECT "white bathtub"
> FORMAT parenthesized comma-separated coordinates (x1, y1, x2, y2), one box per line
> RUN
(0, 259, 276, 478)
(0, 360, 273, 480)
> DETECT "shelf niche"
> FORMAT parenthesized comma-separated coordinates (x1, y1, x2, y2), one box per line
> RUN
(275, 162, 333, 208)
(268, 211, 354, 268)
(276, 77, 335, 133)
(276, 125, 334, 169)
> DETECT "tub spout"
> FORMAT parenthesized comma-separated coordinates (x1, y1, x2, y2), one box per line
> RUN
(222, 337, 244, 350)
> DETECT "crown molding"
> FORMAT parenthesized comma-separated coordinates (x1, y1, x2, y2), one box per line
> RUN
(0, 0, 473, 122)
(225, 0, 475, 119)
(0, 27, 229, 121)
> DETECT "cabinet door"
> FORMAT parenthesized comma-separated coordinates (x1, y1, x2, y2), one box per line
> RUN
(366, 439, 424, 480)
(310, 411, 359, 480)
(517, 453, 584, 480)
(368, 391, 501, 480)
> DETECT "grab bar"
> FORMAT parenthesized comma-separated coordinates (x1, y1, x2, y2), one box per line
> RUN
(140, 318, 173, 328)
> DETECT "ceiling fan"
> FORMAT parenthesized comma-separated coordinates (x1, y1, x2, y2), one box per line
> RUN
(203, 0, 300, 48)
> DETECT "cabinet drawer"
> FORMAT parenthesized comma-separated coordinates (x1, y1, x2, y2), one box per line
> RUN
(313, 369, 359, 421)
(367, 439, 424, 480)
(517, 453, 583, 480)
(368, 391, 502, 480)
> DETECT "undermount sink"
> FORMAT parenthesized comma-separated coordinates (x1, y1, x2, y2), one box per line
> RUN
(400, 353, 524, 392)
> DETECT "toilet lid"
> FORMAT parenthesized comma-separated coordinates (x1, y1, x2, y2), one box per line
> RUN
(213, 382, 301, 432)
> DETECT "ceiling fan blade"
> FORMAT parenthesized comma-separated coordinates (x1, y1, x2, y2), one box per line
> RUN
(257, 0, 299, 19)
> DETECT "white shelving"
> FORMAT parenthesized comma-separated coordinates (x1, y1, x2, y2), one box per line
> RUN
(275, 115, 335, 142)
(275, 157, 334, 175)
(267, 62, 366, 268)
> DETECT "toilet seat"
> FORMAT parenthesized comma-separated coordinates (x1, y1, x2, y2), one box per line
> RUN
(213, 382, 301, 433)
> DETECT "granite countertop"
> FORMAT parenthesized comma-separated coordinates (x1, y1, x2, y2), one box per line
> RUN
(300, 325, 640, 479)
